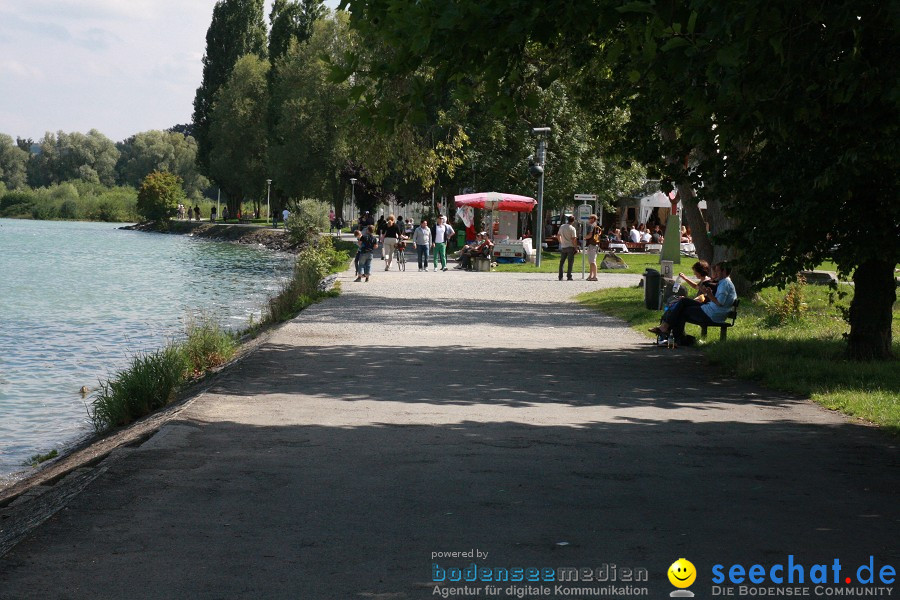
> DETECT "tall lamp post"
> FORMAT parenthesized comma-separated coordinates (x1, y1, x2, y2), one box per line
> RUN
(266, 179, 272, 225)
(349, 177, 357, 228)
(530, 127, 551, 267)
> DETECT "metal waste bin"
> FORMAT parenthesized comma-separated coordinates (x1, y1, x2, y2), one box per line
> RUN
(643, 268, 661, 310)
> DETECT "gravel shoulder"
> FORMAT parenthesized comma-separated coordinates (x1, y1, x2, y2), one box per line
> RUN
(1, 261, 896, 599)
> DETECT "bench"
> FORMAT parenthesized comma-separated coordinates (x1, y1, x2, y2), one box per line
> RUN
(474, 256, 493, 272)
(686, 299, 740, 341)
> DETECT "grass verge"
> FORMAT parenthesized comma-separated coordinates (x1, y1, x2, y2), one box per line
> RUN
(577, 283, 900, 433)
(492, 251, 661, 275)
(261, 236, 353, 326)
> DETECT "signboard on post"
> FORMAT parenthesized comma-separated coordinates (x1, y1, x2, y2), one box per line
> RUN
(576, 203, 592, 222)
(574, 194, 599, 227)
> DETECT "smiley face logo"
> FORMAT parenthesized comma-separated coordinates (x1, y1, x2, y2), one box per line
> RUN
(668, 558, 697, 588)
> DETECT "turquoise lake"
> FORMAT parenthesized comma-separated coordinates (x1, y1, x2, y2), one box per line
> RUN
(0, 219, 294, 484)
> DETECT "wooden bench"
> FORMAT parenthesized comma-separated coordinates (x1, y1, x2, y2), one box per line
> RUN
(686, 299, 740, 341)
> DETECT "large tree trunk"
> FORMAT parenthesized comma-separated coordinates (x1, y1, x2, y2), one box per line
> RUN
(847, 259, 896, 360)
(677, 182, 713, 263)
(679, 183, 756, 297)
(332, 180, 344, 226)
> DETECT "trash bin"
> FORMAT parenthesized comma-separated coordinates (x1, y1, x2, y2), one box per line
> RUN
(643, 268, 661, 310)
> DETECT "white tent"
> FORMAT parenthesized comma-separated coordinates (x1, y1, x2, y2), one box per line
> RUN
(638, 191, 707, 225)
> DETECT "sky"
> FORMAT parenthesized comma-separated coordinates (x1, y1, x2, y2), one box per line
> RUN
(0, 0, 339, 144)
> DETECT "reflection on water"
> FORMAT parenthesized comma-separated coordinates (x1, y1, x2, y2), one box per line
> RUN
(0, 219, 294, 483)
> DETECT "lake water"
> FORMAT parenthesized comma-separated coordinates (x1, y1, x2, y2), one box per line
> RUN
(0, 219, 294, 484)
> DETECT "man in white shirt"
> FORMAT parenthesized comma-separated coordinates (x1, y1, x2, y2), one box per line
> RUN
(557, 215, 578, 281)
(629, 224, 641, 243)
(431, 216, 455, 271)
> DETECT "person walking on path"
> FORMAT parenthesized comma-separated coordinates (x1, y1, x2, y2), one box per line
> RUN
(381, 215, 403, 271)
(413, 219, 432, 271)
(376, 216, 388, 260)
(352, 230, 362, 274)
(583, 214, 601, 281)
(354, 226, 378, 282)
(194, 205, 201, 221)
(431, 216, 455, 272)
(557, 215, 578, 281)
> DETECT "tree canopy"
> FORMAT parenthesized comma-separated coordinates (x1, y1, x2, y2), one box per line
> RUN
(136, 171, 185, 222)
(192, 0, 268, 176)
(117, 130, 209, 198)
(208, 53, 270, 215)
(0, 134, 29, 190)
(339, 0, 899, 359)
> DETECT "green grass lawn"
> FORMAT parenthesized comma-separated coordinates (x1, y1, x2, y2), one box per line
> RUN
(493, 252, 850, 277)
(577, 283, 900, 433)
(493, 251, 662, 275)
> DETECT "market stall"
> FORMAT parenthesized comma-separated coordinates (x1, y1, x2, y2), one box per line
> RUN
(454, 192, 536, 263)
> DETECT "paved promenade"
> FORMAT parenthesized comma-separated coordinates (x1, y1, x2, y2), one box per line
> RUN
(1, 263, 897, 599)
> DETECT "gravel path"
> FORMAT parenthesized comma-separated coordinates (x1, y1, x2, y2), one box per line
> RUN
(1, 259, 897, 599)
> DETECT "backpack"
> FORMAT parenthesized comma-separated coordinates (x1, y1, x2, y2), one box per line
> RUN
(360, 234, 376, 253)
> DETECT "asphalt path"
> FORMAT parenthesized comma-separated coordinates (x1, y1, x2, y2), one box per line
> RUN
(1, 260, 897, 599)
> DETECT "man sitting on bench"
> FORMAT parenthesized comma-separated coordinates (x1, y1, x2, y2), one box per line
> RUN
(650, 262, 736, 343)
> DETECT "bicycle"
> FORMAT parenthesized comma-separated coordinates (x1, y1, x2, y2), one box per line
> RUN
(394, 240, 407, 271)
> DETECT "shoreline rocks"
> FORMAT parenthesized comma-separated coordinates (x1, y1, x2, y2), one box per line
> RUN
(122, 221, 297, 252)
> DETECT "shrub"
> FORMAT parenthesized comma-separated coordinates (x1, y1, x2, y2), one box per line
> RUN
(136, 171, 184, 223)
(30, 202, 56, 220)
(765, 278, 809, 326)
(58, 199, 79, 219)
(183, 319, 236, 376)
(265, 237, 349, 324)
(0, 190, 35, 214)
(285, 198, 330, 246)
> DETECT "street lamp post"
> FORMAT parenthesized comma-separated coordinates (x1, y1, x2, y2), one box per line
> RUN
(530, 127, 551, 267)
(349, 177, 357, 228)
(266, 179, 272, 226)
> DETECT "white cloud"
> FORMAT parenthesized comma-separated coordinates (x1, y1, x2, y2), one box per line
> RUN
(0, 59, 44, 81)
(0, 0, 341, 141)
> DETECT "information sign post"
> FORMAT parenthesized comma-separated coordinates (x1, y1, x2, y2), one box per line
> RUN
(576, 202, 592, 279)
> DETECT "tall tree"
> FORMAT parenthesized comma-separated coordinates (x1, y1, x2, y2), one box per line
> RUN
(208, 54, 270, 216)
(116, 130, 209, 198)
(269, 14, 352, 210)
(266, 0, 327, 213)
(27, 130, 119, 187)
(192, 0, 268, 176)
(0, 133, 29, 190)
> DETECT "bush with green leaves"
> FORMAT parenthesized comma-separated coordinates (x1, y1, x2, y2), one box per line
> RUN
(136, 170, 185, 223)
(266, 236, 350, 323)
(285, 198, 330, 246)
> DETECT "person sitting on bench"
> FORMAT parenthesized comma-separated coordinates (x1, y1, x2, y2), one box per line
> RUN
(457, 233, 492, 270)
(650, 262, 736, 342)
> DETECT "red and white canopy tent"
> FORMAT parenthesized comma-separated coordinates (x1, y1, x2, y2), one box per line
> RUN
(454, 192, 537, 248)
(454, 192, 537, 213)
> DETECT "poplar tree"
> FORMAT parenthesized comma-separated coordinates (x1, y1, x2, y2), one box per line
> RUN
(192, 0, 268, 177)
